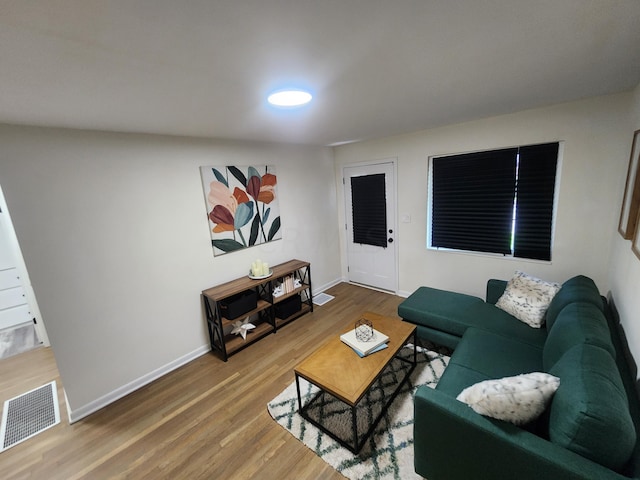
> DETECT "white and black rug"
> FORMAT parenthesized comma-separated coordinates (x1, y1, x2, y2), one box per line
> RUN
(267, 347, 449, 479)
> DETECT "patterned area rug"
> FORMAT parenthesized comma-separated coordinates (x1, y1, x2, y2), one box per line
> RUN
(267, 347, 449, 479)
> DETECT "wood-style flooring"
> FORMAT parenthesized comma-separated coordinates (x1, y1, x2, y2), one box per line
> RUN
(0, 282, 406, 479)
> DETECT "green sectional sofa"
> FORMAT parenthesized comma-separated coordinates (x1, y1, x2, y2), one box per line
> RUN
(398, 275, 640, 480)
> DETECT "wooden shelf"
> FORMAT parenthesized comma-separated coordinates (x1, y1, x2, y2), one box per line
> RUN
(219, 299, 271, 327)
(202, 259, 313, 361)
(224, 321, 273, 354)
(275, 303, 312, 329)
(272, 283, 309, 304)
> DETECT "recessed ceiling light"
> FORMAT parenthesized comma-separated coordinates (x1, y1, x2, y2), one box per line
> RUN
(267, 89, 312, 107)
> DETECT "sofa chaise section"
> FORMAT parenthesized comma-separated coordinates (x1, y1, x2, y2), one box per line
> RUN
(399, 275, 640, 480)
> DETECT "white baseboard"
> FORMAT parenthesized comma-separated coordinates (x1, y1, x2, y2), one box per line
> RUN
(67, 276, 373, 423)
(313, 277, 343, 295)
(67, 344, 210, 423)
(318, 277, 410, 298)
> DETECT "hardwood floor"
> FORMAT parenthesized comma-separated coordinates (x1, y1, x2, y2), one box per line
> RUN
(0, 282, 406, 479)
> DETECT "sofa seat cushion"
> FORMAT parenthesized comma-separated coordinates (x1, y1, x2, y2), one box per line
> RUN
(436, 328, 543, 397)
(398, 286, 483, 336)
(543, 302, 615, 371)
(412, 325, 462, 350)
(436, 363, 492, 400)
(548, 344, 636, 472)
(399, 286, 548, 347)
(464, 302, 548, 348)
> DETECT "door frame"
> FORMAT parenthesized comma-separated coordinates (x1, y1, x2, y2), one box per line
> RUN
(342, 158, 399, 293)
(0, 184, 49, 346)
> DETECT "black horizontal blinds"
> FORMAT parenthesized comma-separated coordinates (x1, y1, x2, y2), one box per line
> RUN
(351, 173, 387, 248)
(432, 148, 517, 254)
(513, 143, 559, 261)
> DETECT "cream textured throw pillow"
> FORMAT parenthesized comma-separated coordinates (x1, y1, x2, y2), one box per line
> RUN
(495, 271, 561, 327)
(456, 372, 560, 425)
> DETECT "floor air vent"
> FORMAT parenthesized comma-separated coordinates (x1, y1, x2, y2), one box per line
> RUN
(0, 381, 60, 452)
(312, 293, 335, 306)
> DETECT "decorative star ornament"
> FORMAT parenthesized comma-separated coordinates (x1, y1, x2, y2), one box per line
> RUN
(231, 317, 256, 340)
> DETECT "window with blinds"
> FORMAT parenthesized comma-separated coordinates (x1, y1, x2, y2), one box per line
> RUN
(429, 142, 559, 261)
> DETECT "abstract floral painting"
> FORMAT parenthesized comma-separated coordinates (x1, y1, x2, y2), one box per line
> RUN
(200, 165, 282, 256)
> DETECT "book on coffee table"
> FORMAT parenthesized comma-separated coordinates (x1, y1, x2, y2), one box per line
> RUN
(348, 342, 388, 358)
(340, 328, 389, 357)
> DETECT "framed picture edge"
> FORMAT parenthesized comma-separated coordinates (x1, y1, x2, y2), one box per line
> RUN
(618, 129, 640, 239)
(633, 209, 640, 260)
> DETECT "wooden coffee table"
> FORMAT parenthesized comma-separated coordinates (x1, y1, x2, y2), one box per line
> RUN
(294, 311, 417, 453)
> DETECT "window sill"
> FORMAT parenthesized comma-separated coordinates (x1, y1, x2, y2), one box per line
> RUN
(426, 246, 552, 265)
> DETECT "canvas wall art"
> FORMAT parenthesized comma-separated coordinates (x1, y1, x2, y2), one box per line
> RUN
(200, 165, 282, 256)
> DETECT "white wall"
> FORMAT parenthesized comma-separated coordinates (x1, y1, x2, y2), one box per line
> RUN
(0, 125, 341, 420)
(609, 82, 640, 375)
(3, 89, 638, 419)
(334, 93, 632, 298)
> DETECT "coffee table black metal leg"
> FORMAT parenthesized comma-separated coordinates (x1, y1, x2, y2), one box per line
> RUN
(295, 333, 417, 454)
(295, 376, 360, 453)
(352, 405, 358, 452)
(295, 373, 302, 411)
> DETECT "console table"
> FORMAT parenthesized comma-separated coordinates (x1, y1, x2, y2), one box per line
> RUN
(202, 259, 312, 361)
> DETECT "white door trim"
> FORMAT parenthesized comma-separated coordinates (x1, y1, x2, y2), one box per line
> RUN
(343, 158, 398, 293)
(0, 185, 49, 346)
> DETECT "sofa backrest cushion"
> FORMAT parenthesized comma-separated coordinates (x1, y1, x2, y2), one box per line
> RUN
(548, 343, 636, 472)
(486, 279, 508, 305)
(543, 302, 615, 371)
(545, 275, 603, 330)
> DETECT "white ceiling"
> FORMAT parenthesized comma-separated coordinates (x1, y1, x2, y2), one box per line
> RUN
(1, 1, 640, 146)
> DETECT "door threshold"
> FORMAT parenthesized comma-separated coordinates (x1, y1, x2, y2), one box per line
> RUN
(348, 281, 397, 296)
